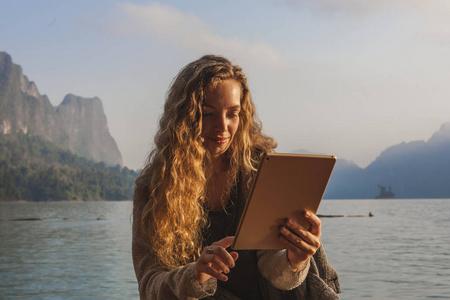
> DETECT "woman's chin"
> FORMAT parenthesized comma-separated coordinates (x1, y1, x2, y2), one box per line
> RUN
(206, 146, 229, 159)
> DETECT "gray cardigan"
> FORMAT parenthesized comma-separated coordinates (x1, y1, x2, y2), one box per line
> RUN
(132, 174, 341, 299)
(203, 245, 341, 300)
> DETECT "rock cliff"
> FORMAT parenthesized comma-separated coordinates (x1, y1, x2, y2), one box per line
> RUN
(0, 52, 122, 166)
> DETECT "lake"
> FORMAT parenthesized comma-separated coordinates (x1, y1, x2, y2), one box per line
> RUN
(1, 199, 449, 299)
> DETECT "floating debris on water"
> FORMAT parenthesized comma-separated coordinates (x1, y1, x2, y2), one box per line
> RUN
(317, 212, 374, 218)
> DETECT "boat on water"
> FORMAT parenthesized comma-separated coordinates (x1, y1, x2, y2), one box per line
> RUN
(375, 185, 395, 199)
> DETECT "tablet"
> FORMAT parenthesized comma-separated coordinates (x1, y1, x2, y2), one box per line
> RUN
(232, 153, 336, 250)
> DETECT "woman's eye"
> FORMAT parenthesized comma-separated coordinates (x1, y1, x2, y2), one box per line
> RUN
(203, 112, 213, 117)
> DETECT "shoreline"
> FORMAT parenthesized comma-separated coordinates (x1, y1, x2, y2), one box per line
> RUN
(0, 199, 133, 203)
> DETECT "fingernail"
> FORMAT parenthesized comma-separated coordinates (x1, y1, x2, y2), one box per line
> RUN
(286, 219, 293, 226)
(305, 211, 311, 217)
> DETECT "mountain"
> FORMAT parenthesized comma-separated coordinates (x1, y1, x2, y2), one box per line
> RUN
(0, 51, 122, 166)
(324, 122, 450, 199)
(323, 158, 364, 199)
(57, 94, 122, 165)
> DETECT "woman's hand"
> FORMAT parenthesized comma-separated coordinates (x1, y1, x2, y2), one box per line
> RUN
(279, 211, 322, 271)
(194, 236, 239, 283)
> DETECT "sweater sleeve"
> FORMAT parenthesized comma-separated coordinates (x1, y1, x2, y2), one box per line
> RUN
(132, 183, 217, 300)
(256, 249, 310, 290)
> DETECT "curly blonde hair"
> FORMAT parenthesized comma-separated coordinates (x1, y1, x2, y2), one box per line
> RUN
(135, 55, 276, 269)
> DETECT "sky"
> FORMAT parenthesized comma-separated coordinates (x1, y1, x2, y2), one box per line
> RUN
(1, 0, 450, 170)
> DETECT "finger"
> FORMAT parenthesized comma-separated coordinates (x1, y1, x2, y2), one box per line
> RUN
(212, 246, 236, 268)
(208, 254, 231, 274)
(203, 245, 235, 267)
(304, 211, 322, 238)
(280, 225, 321, 253)
(209, 236, 237, 267)
(198, 263, 229, 281)
(284, 218, 316, 245)
(279, 235, 307, 257)
(279, 232, 316, 256)
(200, 248, 231, 273)
(212, 236, 235, 249)
(284, 218, 321, 248)
(229, 251, 239, 262)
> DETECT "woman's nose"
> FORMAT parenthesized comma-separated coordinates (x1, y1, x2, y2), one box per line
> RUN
(213, 115, 227, 131)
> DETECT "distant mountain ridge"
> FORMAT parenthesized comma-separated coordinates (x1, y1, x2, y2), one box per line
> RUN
(0, 51, 122, 166)
(323, 122, 450, 199)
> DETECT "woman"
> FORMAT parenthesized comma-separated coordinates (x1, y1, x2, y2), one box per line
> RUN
(132, 55, 341, 299)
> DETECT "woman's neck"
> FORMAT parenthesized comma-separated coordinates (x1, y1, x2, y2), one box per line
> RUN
(206, 157, 229, 211)
(210, 156, 223, 174)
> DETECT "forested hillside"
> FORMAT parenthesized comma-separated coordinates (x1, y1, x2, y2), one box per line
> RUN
(0, 133, 138, 201)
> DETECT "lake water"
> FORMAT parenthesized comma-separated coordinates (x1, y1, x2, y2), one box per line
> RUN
(1, 199, 449, 299)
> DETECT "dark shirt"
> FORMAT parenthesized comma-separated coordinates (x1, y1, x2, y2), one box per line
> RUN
(203, 185, 263, 300)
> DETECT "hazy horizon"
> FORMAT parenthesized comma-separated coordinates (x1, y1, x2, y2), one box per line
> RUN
(2, 0, 450, 170)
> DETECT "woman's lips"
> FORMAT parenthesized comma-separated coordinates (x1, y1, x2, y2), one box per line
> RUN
(208, 137, 229, 145)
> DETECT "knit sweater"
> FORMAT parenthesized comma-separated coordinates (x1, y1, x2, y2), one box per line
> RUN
(132, 173, 341, 299)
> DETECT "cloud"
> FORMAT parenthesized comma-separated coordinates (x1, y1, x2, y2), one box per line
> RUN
(284, 0, 450, 46)
(284, 0, 450, 16)
(118, 2, 288, 69)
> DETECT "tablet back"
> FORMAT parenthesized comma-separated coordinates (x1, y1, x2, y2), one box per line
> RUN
(232, 153, 336, 250)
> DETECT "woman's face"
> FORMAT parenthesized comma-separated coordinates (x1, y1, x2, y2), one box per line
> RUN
(202, 79, 241, 159)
